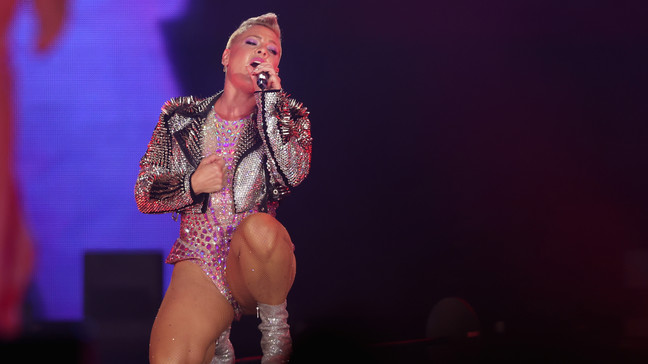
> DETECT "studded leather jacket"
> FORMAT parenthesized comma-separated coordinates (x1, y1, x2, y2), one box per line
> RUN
(135, 90, 311, 215)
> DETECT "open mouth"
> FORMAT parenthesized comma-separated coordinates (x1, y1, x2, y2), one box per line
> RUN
(250, 57, 264, 68)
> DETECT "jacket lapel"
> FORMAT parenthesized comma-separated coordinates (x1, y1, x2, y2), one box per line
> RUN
(172, 92, 221, 167)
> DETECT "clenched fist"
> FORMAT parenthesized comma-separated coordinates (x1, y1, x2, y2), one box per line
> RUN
(190, 155, 226, 194)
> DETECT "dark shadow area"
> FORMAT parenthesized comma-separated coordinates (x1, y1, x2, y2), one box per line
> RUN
(157, 0, 648, 361)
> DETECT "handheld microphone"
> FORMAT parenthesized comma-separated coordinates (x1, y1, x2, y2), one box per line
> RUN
(257, 72, 269, 90)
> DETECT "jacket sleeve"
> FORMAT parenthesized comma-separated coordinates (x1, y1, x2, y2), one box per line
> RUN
(255, 90, 312, 196)
(134, 107, 202, 214)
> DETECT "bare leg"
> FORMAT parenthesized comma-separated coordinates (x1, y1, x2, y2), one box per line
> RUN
(150, 260, 234, 364)
(227, 213, 296, 312)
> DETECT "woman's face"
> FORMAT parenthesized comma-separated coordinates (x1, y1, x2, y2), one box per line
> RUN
(222, 25, 281, 92)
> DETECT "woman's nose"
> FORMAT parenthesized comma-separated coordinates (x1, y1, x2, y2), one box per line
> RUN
(256, 48, 267, 56)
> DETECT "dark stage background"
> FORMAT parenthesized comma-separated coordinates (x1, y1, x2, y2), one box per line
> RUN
(6, 0, 648, 362)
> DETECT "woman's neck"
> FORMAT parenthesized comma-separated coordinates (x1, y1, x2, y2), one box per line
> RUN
(213, 81, 256, 120)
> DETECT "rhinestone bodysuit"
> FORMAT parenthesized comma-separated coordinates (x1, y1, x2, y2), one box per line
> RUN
(166, 108, 274, 318)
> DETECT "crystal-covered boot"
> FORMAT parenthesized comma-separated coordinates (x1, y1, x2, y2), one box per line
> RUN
(258, 301, 292, 363)
(210, 326, 235, 364)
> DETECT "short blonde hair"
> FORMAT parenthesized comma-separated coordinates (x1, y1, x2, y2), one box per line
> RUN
(226, 13, 282, 49)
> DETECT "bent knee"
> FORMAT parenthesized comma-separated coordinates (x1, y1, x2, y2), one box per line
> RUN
(235, 213, 292, 259)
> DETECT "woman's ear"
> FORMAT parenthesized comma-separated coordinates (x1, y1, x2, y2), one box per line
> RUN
(221, 49, 230, 71)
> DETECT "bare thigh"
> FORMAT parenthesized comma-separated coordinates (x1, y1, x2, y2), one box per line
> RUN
(149, 260, 235, 364)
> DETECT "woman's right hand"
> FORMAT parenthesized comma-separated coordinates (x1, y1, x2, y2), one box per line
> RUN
(191, 155, 225, 194)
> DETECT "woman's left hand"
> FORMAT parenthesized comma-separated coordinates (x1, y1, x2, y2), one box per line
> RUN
(247, 62, 281, 91)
